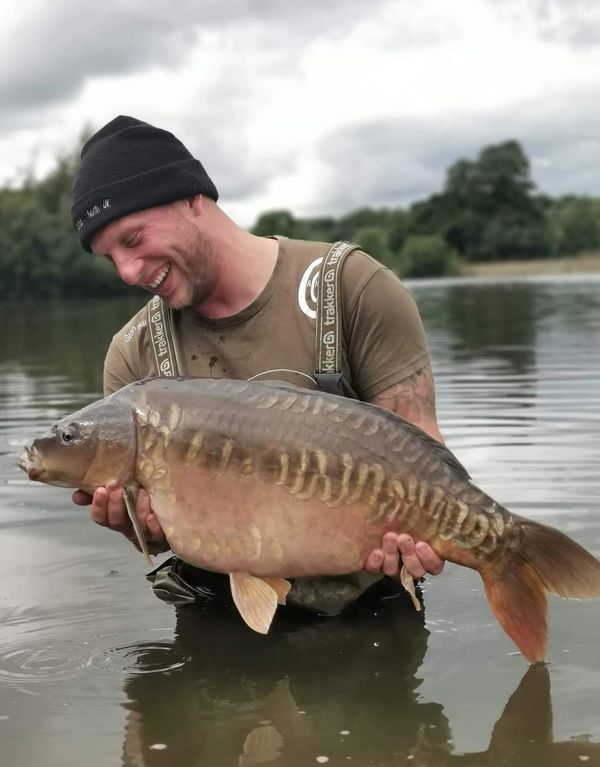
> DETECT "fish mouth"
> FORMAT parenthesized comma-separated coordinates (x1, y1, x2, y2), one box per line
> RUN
(18, 445, 45, 482)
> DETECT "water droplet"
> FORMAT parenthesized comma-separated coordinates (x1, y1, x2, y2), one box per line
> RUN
(316, 757, 329, 764)
(578, 757, 590, 762)
(373, 642, 379, 647)
(150, 744, 167, 751)
(340, 730, 350, 735)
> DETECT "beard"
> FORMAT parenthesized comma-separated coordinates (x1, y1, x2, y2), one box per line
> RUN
(169, 230, 219, 311)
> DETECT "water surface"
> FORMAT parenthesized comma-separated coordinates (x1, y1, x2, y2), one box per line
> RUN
(1, 277, 599, 766)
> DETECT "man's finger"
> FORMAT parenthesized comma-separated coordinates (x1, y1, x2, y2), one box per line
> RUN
(136, 488, 152, 523)
(397, 534, 426, 579)
(415, 541, 445, 575)
(90, 487, 109, 526)
(135, 489, 169, 551)
(364, 549, 384, 573)
(72, 490, 93, 506)
(105, 483, 133, 535)
(136, 490, 166, 543)
(382, 531, 401, 576)
(145, 513, 167, 544)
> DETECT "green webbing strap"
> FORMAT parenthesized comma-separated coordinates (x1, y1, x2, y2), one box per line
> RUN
(146, 295, 181, 378)
(314, 241, 359, 395)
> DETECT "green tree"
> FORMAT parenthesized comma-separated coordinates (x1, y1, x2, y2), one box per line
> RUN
(437, 140, 548, 260)
(300, 216, 337, 242)
(334, 207, 391, 242)
(352, 225, 396, 271)
(0, 142, 128, 301)
(252, 210, 306, 238)
(548, 196, 600, 255)
(400, 234, 461, 277)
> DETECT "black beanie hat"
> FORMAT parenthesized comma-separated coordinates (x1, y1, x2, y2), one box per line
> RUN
(71, 115, 218, 252)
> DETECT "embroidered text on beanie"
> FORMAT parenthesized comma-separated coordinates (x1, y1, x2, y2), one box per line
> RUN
(71, 115, 218, 252)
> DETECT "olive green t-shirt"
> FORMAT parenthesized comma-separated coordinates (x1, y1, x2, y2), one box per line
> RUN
(103, 237, 430, 398)
(103, 237, 431, 614)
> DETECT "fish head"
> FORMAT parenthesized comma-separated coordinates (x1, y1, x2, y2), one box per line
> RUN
(18, 393, 137, 493)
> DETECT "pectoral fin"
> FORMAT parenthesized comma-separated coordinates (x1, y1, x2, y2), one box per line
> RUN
(123, 484, 153, 567)
(400, 565, 421, 612)
(229, 572, 284, 633)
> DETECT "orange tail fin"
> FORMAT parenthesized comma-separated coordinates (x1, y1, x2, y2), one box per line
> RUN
(482, 518, 600, 663)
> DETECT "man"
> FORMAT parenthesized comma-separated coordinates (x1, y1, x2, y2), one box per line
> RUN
(70, 115, 444, 611)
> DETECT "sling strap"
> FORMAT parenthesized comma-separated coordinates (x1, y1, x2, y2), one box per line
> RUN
(146, 294, 181, 378)
(314, 240, 360, 395)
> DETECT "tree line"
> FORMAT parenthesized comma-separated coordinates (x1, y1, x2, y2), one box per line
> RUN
(2, 139, 600, 299)
(253, 141, 600, 277)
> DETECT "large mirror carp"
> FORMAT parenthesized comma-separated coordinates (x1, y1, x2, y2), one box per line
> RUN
(18, 377, 600, 662)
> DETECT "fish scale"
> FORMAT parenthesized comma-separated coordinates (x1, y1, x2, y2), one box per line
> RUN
(18, 376, 600, 662)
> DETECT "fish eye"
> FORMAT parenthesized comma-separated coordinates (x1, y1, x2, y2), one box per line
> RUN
(60, 424, 78, 444)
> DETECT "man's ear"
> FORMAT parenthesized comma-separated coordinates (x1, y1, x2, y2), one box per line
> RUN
(187, 194, 203, 214)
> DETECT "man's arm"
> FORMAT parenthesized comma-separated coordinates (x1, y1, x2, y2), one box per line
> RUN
(363, 362, 445, 579)
(369, 363, 444, 443)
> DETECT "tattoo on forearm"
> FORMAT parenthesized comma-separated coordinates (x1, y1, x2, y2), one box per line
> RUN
(371, 364, 437, 423)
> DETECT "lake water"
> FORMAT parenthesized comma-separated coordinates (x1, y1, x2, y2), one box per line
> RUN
(1, 275, 599, 766)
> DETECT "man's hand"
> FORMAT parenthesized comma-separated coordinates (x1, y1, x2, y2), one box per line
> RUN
(72, 483, 170, 555)
(364, 532, 444, 579)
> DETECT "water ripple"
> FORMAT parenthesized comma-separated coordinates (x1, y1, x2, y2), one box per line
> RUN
(98, 642, 190, 676)
(0, 639, 99, 691)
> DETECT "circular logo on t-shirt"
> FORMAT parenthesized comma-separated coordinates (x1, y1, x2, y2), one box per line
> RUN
(297, 257, 323, 319)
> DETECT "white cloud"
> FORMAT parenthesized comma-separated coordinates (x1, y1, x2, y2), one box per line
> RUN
(1, 0, 600, 226)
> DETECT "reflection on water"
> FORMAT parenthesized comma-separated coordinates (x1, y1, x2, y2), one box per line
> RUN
(121, 599, 442, 766)
(121, 610, 600, 766)
(1, 276, 600, 766)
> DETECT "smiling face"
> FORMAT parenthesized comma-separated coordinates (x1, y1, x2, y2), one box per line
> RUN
(90, 198, 220, 311)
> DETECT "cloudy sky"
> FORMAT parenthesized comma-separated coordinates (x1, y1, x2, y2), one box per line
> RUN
(2, 0, 600, 226)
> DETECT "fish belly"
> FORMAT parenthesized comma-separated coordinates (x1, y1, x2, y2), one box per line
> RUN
(148, 464, 382, 578)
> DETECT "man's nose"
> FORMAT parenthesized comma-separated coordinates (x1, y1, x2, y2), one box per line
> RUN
(112, 252, 143, 286)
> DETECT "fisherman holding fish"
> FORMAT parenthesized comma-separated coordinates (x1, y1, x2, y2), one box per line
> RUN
(68, 116, 445, 614)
